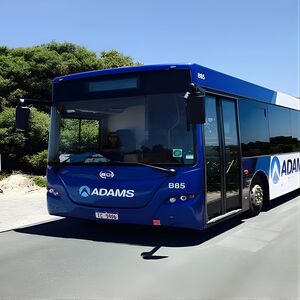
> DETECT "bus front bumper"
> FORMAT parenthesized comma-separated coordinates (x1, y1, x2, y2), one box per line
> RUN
(47, 193, 205, 230)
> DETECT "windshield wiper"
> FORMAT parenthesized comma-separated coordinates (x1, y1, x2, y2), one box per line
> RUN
(50, 156, 176, 175)
(50, 157, 70, 173)
(113, 161, 176, 175)
(50, 154, 110, 172)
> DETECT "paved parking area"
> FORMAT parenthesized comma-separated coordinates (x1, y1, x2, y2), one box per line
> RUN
(0, 190, 59, 232)
(0, 192, 299, 299)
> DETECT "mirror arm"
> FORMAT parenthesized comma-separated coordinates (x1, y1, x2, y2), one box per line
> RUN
(184, 84, 206, 100)
(185, 83, 206, 124)
(19, 98, 51, 107)
(188, 83, 206, 97)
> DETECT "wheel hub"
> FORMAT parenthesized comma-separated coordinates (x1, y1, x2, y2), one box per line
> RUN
(250, 184, 263, 206)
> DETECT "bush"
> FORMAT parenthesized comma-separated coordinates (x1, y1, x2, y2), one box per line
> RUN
(23, 150, 48, 173)
(0, 42, 140, 173)
(0, 107, 27, 170)
(0, 107, 49, 172)
(33, 176, 47, 187)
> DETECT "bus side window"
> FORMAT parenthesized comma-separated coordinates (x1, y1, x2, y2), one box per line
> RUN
(239, 99, 270, 157)
(290, 110, 299, 152)
(268, 105, 293, 154)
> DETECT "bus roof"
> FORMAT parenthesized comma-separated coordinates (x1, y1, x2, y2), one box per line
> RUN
(53, 63, 299, 110)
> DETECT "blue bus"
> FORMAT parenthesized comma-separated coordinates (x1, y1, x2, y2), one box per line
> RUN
(17, 63, 300, 230)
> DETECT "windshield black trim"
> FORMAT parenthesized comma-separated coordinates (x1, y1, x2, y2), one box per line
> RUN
(53, 69, 191, 102)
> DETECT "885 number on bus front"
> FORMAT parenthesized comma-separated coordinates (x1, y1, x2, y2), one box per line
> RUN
(168, 182, 186, 189)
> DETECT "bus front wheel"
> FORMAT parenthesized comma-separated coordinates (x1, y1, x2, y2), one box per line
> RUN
(248, 177, 265, 217)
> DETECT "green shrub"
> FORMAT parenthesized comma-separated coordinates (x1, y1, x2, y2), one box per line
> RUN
(33, 176, 47, 187)
(0, 107, 49, 171)
(23, 150, 48, 173)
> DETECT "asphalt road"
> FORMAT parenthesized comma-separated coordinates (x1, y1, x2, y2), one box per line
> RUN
(0, 192, 299, 299)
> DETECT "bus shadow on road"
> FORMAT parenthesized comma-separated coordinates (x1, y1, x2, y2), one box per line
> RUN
(241, 189, 300, 219)
(265, 189, 299, 211)
(14, 215, 243, 249)
(14, 190, 299, 254)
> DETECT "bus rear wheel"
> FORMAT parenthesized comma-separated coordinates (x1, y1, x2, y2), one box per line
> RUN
(248, 177, 264, 217)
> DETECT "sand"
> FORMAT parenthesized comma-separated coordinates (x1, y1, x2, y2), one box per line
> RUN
(0, 174, 44, 194)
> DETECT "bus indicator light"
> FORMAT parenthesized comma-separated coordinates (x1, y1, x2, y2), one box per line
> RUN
(244, 169, 249, 175)
(47, 187, 59, 197)
(153, 220, 161, 226)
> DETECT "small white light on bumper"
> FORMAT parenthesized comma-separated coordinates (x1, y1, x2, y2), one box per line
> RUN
(169, 197, 177, 204)
(180, 195, 187, 201)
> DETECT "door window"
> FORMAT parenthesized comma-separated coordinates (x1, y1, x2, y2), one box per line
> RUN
(204, 96, 241, 221)
(204, 96, 222, 219)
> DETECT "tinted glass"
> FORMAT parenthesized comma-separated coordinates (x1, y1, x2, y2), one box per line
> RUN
(204, 96, 222, 219)
(291, 110, 300, 151)
(239, 99, 270, 157)
(298, 112, 300, 141)
(50, 93, 195, 165)
(60, 119, 99, 153)
(222, 100, 240, 210)
(268, 105, 293, 153)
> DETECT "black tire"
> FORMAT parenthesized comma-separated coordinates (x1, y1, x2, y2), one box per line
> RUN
(248, 176, 265, 217)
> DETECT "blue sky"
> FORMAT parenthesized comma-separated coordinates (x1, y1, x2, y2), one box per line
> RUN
(0, 0, 299, 96)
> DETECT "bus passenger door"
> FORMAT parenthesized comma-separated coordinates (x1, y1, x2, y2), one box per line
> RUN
(204, 95, 241, 223)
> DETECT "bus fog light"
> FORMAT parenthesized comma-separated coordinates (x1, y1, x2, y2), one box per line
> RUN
(47, 187, 59, 197)
(169, 197, 177, 204)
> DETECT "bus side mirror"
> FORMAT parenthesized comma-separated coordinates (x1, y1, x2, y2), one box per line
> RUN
(185, 84, 206, 124)
(16, 106, 30, 130)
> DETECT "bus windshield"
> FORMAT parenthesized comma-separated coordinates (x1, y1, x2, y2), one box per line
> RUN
(49, 93, 195, 165)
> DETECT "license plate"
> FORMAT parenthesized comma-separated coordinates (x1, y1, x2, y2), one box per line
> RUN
(95, 212, 119, 220)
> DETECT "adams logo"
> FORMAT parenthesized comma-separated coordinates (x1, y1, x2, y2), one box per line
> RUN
(79, 185, 134, 198)
(270, 156, 281, 184)
(270, 156, 300, 184)
(79, 185, 91, 197)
